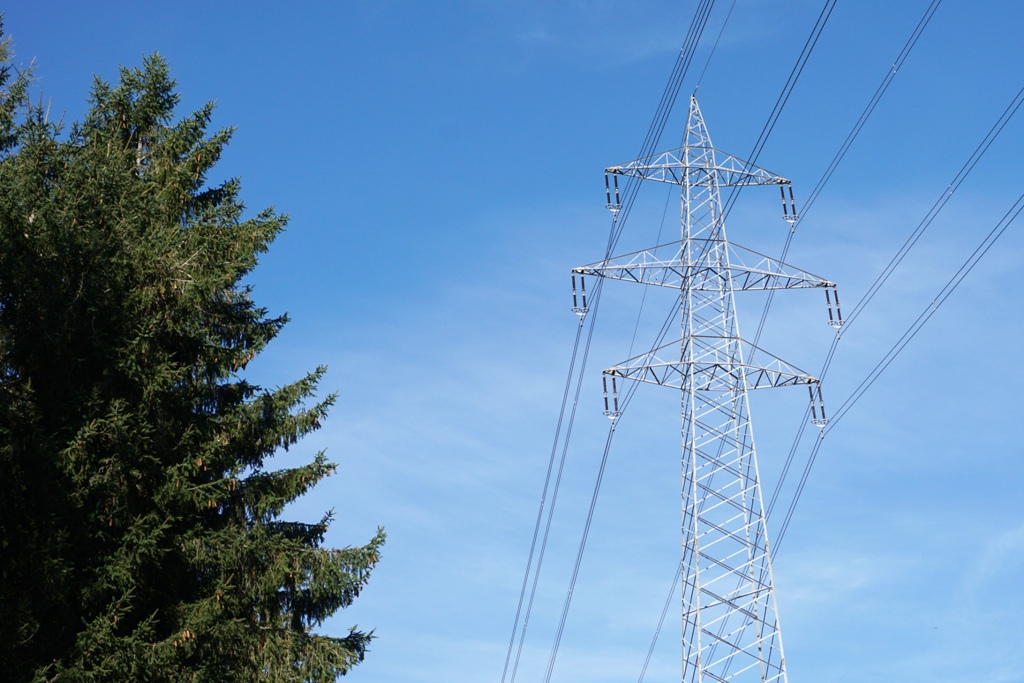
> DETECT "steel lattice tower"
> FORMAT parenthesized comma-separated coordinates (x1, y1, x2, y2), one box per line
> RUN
(573, 97, 841, 683)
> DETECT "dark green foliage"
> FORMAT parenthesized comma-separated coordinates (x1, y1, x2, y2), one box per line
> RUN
(0, 29, 383, 682)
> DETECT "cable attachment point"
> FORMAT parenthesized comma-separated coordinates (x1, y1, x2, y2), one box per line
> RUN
(605, 172, 622, 214)
(780, 183, 798, 226)
(602, 374, 621, 421)
(807, 381, 827, 428)
(825, 286, 844, 329)
(571, 271, 589, 321)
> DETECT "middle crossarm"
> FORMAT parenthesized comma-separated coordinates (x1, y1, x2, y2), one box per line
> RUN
(573, 241, 835, 291)
(603, 336, 819, 393)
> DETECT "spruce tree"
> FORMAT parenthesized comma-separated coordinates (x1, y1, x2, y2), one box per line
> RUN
(0, 30, 383, 682)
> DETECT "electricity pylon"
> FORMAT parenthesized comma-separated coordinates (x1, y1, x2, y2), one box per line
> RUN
(573, 97, 840, 683)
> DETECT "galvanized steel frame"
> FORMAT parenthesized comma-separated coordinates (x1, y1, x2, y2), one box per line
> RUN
(578, 97, 838, 683)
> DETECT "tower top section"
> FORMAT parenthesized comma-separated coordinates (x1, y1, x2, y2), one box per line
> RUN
(605, 96, 791, 188)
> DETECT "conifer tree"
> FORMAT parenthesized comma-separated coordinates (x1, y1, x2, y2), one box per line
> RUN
(0, 29, 383, 682)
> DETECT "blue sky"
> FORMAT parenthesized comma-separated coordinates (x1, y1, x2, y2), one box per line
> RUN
(6, 2, 1024, 682)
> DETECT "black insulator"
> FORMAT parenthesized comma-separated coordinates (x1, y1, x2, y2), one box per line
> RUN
(825, 288, 835, 323)
(580, 276, 588, 308)
(572, 274, 579, 309)
(602, 376, 610, 412)
(613, 175, 621, 206)
(788, 184, 798, 218)
(605, 174, 612, 206)
(817, 385, 827, 422)
(780, 185, 788, 217)
(833, 287, 843, 321)
(611, 378, 620, 413)
(808, 384, 819, 422)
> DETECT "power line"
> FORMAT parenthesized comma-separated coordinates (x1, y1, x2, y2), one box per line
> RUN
(499, 324, 582, 683)
(752, 0, 942, 350)
(721, 0, 838, 221)
(695, 0, 738, 90)
(502, 4, 720, 680)
(828, 190, 1024, 431)
(800, 0, 942, 223)
(774, 180, 1024, 549)
(541, 425, 616, 683)
(536, 5, 725, 679)
(637, 561, 682, 683)
(760, 0, 944, 517)
(842, 80, 1024, 331)
(766, 77, 1024, 547)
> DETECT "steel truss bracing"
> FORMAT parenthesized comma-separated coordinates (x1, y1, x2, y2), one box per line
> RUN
(573, 242, 838, 294)
(577, 97, 840, 683)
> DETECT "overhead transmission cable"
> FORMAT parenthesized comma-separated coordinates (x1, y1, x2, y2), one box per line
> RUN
(611, 0, 717, 248)
(771, 188, 1024, 554)
(540, 7, 726, 683)
(752, 0, 942, 349)
(499, 323, 583, 683)
(716, 0, 837, 371)
(765, 76, 1024, 548)
(827, 194, 1024, 429)
(542, 286, 685, 683)
(500, 4, 718, 682)
(843, 80, 1024, 330)
(720, 0, 838, 222)
(695, 0, 737, 90)
(758, 0, 943, 519)
(798, 0, 941, 224)
(540, 6, 724, 683)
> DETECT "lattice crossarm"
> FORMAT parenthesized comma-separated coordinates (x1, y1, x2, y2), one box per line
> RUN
(572, 244, 688, 288)
(737, 364, 816, 391)
(575, 262, 827, 292)
(603, 361, 818, 394)
(574, 242, 836, 302)
(605, 360, 686, 389)
(726, 242, 835, 291)
(605, 148, 791, 188)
